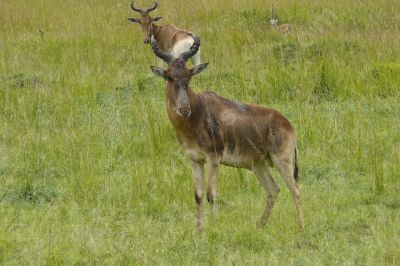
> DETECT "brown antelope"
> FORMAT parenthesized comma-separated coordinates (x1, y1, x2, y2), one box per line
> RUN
(149, 36, 304, 231)
(128, 1, 201, 66)
(270, 4, 292, 33)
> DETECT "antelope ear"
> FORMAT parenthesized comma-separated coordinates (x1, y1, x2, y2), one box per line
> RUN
(191, 63, 209, 76)
(128, 18, 140, 23)
(151, 17, 162, 22)
(150, 66, 166, 78)
(152, 16, 163, 22)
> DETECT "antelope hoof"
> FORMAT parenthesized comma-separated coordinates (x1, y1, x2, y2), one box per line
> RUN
(196, 223, 204, 233)
(298, 222, 305, 231)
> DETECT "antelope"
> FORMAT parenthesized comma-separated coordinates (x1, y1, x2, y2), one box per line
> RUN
(128, 1, 200, 66)
(270, 4, 292, 33)
(149, 36, 304, 231)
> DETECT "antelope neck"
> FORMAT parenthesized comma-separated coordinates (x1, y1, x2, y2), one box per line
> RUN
(151, 24, 160, 40)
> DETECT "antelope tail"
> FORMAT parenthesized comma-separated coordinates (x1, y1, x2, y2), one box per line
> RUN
(294, 147, 299, 182)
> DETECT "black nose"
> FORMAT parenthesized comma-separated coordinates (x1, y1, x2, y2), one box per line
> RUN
(179, 107, 192, 118)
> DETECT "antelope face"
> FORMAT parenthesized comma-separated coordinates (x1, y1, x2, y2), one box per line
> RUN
(149, 34, 207, 118)
(270, 18, 278, 26)
(128, 1, 162, 44)
(151, 59, 208, 118)
(128, 14, 162, 44)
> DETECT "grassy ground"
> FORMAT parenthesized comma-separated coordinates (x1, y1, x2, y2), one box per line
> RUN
(1, 0, 400, 264)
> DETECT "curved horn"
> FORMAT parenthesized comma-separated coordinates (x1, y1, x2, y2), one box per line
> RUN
(146, 1, 158, 13)
(151, 37, 174, 64)
(179, 34, 200, 62)
(130, 1, 144, 13)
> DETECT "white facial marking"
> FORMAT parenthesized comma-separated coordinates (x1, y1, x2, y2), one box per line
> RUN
(271, 19, 278, 26)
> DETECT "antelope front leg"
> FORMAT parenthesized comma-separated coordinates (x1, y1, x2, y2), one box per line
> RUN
(207, 157, 219, 222)
(191, 160, 205, 231)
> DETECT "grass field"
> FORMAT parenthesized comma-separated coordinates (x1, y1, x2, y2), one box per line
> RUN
(1, 0, 400, 264)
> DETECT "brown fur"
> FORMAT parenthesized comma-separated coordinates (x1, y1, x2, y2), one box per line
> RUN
(152, 24, 194, 53)
(128, 4, 194, 52)
(169, 89, 296, 167)
(273, 23, 292, 33)
(151, 42, 303, 232)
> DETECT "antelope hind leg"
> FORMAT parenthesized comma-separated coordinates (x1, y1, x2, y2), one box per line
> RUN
(253, 162, 280, 227)
(272, 155, 304, 229)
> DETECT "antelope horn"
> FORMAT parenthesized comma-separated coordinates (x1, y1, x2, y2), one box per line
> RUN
(179, 34, 200, 62)
(150, 37, 174, 64)
(146, 1, 158, 13)
(130, 1, 144, 13)
(272, 3, 276, 19)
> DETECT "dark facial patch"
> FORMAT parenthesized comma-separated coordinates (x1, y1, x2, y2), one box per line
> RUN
(139, 12, 153, 24)
(169, 59, 191, 77)
(170, 58, 186, 69)
(165, 59, 193, 84)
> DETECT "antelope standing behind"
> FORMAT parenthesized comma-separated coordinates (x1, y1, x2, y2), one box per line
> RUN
(270, 4, 292, 33)
(149, 36, 304, 231)
(128, 1, 201, 66)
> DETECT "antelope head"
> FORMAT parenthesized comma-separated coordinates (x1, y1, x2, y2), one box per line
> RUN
(150, 35, 208, 118)
(270, 3, 278, 26)
(270, 18, 278, 26)
(128, 1, 162, 44)
(269, 4, 291, 32)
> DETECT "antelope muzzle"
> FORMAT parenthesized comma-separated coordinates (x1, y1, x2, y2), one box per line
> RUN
(177, 106, 192, 118)
(176, 87, 192, 118)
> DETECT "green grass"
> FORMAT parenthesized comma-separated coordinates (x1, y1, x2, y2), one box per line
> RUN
(1, 0, 400, 264)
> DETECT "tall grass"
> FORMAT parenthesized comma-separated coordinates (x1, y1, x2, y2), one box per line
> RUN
(0, 0, 399, 264)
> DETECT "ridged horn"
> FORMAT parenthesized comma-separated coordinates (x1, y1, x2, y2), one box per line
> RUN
(130, 1, 144, 13)
(150, 37, 174, 64)
(146, 1, 158, 13)
(179, 34, 200, 62)
(272, 3, 276, 19)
